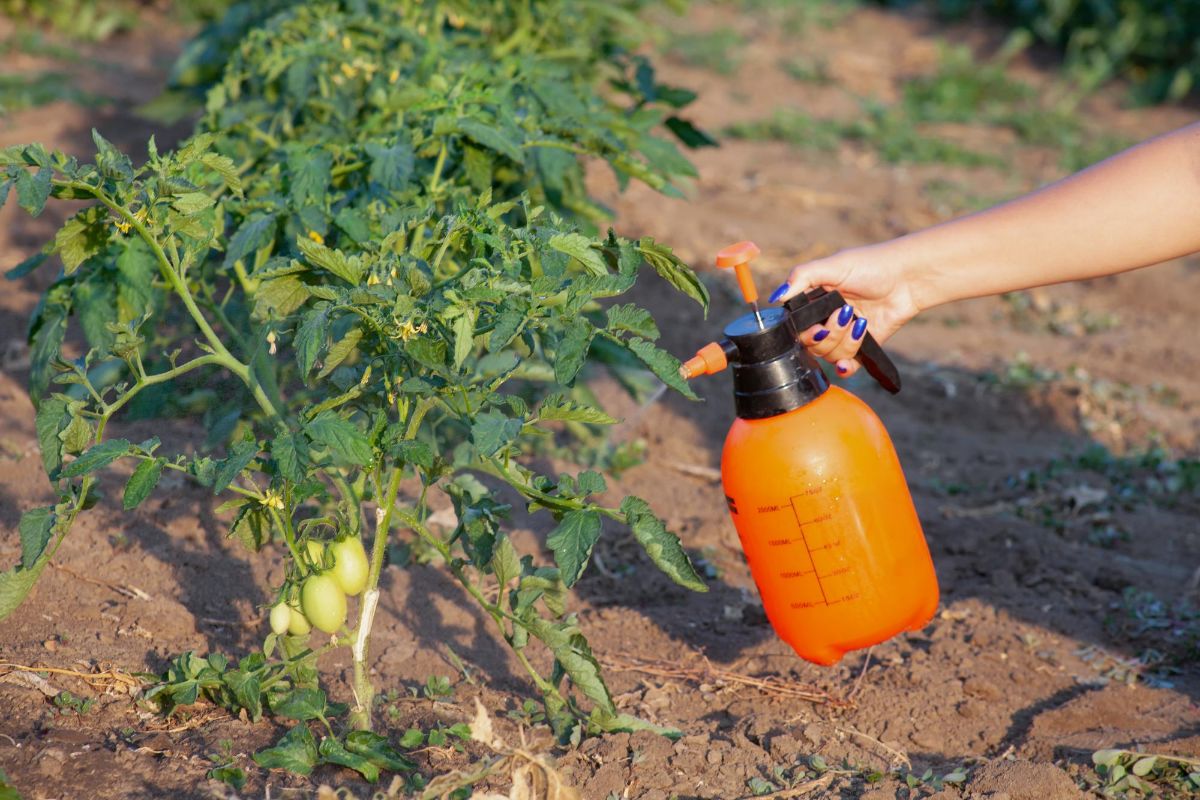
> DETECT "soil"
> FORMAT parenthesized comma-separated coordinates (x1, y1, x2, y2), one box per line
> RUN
(2, 4, 1199, 799)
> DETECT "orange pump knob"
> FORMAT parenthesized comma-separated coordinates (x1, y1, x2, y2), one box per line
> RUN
(716, 241, 761, 305)
(680, 341, 729, 380)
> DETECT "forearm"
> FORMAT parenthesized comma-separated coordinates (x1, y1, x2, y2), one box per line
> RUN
(886, 122, 1200, 311)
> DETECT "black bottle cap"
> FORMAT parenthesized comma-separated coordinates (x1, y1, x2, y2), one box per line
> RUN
(723, 308, 828, 420)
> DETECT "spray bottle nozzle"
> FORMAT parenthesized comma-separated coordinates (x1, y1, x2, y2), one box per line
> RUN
(680, 340, 735, 380)
(716, 241, 764, 329)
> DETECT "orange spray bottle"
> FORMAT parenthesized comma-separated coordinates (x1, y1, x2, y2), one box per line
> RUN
(681, 242, 938, 665)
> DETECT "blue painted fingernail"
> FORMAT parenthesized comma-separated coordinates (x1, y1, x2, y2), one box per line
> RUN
(768, 282, 789, 304)
(813, 328, 830, 342)
(837, 304, 853, 326)
(851, 317, 868, 340)
(836, 363, 849, 374)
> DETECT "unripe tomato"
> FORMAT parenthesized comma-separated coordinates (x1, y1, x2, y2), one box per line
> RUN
(301, 574, 347, 634)
(287, 600, 311, 636)
(269, 601, 291, 636)
(305, 539, 327, 570)
(329, 537, 369, 596)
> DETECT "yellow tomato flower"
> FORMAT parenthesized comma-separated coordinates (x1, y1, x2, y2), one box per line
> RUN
(308, 230, 325, 245)
(261, 489, 285, 511)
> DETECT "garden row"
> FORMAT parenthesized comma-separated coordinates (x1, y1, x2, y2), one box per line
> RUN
(1, 0, 712, 785)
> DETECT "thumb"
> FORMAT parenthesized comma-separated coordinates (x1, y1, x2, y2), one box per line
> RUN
(767, 256, 850, 304)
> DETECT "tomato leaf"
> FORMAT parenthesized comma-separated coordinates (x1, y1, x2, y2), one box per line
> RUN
(620, 496, 706, 592)
(549, 232, 608, 277)
(61, 439, 131, 479)
(15, 166, 51, 217)
(471, 410, 523, 457)
(344, 731, 416, 772)
(293, 307, 329, 378)
(268, 687, 328, 721)
(621, 336, 697, 400)
(638, 237, 709, 313)
(305, 412, 373, 466)
(546, 509, 601, 587)
(316, 326, 362, 380)
(253, 724, 318, 776)
(223, 213, 277, 269)
(535, 392, 617, 425)
(18, 506, 55, 568)
(5, 251, 48, 281)
(298, 236, 364, 286)
(212, 436, 258, 495)
(318, 736, 380, 782)
(123, 458, 164, 510)
(271, 433, 306, 483)
(524, 615, 614, 715)
(34, 396, 70, 478)
(554, 319, 595, 385)
(605, 303, 659, 340)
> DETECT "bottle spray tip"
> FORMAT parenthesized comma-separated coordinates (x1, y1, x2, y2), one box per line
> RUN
(680, 341, 730, 380)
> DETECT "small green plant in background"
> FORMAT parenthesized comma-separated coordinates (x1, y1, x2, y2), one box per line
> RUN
(51, 690, 94, 715)
(0, 72, 106, 116)
(665, 28, 746, 74)
(723, 108, 843, 150)
(1089, 749, 1200, 796)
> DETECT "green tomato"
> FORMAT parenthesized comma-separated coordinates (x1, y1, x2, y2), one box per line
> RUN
(286, 600, 311, 636)
(269, 602, 291, 636)
(301, 574, 347, 634)
(305, 539, 327, 569)
(329, 537, 369, 596)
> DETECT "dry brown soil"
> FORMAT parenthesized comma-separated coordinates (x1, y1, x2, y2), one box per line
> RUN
(1, 4, 1199, 799)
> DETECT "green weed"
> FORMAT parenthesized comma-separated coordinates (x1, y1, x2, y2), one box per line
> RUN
(902, 43, 1034, 124)
(666, 29, 746, 74)
(778, 54, 831, 84)
(722, 108, 843, 150)
(1087, 748, 1200, 796)
(0, 72, 105, 116)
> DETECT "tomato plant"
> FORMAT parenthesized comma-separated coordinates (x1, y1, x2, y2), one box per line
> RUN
(1, 0, 713, 771)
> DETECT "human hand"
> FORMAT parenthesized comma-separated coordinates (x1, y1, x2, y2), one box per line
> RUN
(767, 245, 920, 377)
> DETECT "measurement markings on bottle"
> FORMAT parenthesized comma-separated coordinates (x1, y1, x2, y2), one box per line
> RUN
(784, 492, 856, 606)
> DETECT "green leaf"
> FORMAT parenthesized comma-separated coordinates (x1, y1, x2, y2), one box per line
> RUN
(54, 206, 109, 275)
(271, 433, 305, 483)
(536, 392, 617, 425)
(1093, 750, 1124, 767)
(0, 766, 23, 800)
(115, 237, 157, 320)
(621, 496, 706, 592)
(306, 412, 373, 466)
(212, 437, 257, 494)
(58, 412, 92, 455)
(451, 310, 475, 369)
(546, 510, 601, 588)
(587, 708, 682, 740)
(254, 275, 311, 319)
(456, 116, 523, 163)
(554, 319, 595, 385)
(253, 724, 318, 776)
(15, 166, 51, 217)
(61, 438, 131, 479)
(524, 616, 614, 714)
(18, 506, 55, 567)
(28, 284, 70, 401)
(207, 766, 245, 791)
(665, 116, 718, 148)
(123, 458, 164, 510)
(200, 152, 242, 195)
(492, 535, 521, 587)
(0, 552, 53, 621)
(344, 731, 416, 772)
(297, 236, 364, 285)
(1131, 756, 1156, 777)
(34, 396, 69, 478)
(223, 668, 263, 721)
(224, 214, 277, 269)
(294, 307, 329, 377)
(639, 238, 709, 312)
(171, 191, 214, 216)
(624, 337, 697, 400)
(318, 736, 380, 782)
(549, 233, 607, 277)
(316, 325, 362, 380)
(5, 252, 47, 281)
(605, 303, 659, 340)
(288, 149, 332, 206)
(471, 410, 523, 457)
(268, 688, 328, 721)
(365, 140, 415, 191)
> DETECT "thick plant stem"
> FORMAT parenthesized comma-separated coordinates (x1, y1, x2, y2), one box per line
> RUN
(349, 467, 403, 731)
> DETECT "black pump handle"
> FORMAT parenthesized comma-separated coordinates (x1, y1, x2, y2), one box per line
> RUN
(782, 288, 902, 394)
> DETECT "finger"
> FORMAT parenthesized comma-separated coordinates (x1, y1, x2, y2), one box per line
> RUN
(799, 304, 856, 358)
(834, 358, 861, 378)
(768, 257, 848, 304)
(822, 316, 869, 363)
